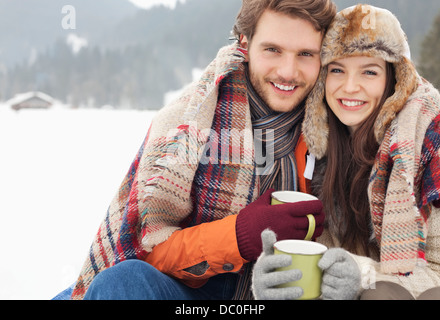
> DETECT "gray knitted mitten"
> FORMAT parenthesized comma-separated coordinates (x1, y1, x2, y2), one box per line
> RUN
(252, 229, 303, 300)
(318, 248, 361, 300)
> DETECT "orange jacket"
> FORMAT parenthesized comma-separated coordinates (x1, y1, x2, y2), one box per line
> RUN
(145, 135, 310, 288)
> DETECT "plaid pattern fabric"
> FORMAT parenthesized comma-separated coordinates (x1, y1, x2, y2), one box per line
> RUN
(369, 79, 440, 274)
(71, 44, 259, 299)
(419, 116, 440, 211)
(181, 61, 257, 228)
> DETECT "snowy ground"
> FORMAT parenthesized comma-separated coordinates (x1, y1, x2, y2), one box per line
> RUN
(0, 105, 156, 299)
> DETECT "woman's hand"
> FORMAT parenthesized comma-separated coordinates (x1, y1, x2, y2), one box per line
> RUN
(252, 229, 303, 300)
(318, 248, 361, 300)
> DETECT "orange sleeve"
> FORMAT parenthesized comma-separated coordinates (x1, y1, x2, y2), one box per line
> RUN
(144, 215, 247, 288)
(295, 134, 311, 194)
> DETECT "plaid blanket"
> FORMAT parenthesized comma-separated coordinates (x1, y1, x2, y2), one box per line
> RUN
(369, 78, 440, 274)
(71, 44, 259, 299)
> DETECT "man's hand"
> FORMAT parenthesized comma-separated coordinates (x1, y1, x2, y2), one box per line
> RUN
(236, 189, 325, 261)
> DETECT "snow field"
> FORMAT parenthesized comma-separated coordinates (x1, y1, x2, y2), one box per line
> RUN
(0, 107, 156, 299)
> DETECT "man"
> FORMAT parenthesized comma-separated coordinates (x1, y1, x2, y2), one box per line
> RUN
(71, 0, 336, 300)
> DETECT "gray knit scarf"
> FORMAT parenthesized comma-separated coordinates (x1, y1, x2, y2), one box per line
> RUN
(245, 64, 305, 194)
(232, 66, 305, 300)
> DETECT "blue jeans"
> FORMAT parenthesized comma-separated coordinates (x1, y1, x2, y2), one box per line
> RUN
(83, 260, 239, 300)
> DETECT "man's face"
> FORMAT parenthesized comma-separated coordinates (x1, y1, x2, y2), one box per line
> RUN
(241, 10, 323, 113)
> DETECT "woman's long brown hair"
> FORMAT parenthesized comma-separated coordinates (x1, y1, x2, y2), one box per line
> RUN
(321, 62, 397, 257)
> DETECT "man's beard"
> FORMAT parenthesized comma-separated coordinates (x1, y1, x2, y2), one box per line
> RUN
(248, 70, 308, 113)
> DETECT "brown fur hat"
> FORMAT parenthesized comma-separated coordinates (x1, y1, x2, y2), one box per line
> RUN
(302, 4, 419, 159)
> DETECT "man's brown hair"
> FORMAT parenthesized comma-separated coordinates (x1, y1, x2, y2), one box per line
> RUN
(233, 0, 337, 42)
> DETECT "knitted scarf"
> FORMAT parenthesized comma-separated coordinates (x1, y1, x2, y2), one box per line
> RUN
(368, 78, 440, 274)
(246, 64, 304, 193)
(230, 65, 305, 299)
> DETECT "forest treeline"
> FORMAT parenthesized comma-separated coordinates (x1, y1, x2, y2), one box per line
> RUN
(0, 0, 439, 109)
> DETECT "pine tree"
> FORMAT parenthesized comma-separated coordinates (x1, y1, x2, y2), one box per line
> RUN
(419, 10, 440, 90)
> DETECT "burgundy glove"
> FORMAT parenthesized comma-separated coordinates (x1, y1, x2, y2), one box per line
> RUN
(235, 189, 325, 261)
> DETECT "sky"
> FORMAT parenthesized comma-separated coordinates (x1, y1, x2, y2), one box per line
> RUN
(128, 0, 187, 10)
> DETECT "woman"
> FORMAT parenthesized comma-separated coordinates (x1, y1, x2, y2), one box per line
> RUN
(252, 4, 440, 300)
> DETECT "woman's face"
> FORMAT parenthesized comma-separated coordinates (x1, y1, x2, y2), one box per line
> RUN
(325, 56, 388, 133)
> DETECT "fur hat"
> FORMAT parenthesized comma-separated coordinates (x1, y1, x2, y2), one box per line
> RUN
(302, 4, 419, 159)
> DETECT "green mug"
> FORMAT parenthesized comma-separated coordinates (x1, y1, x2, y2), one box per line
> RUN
(274, 240, 328, 300)
(271, 191, 318, 241)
